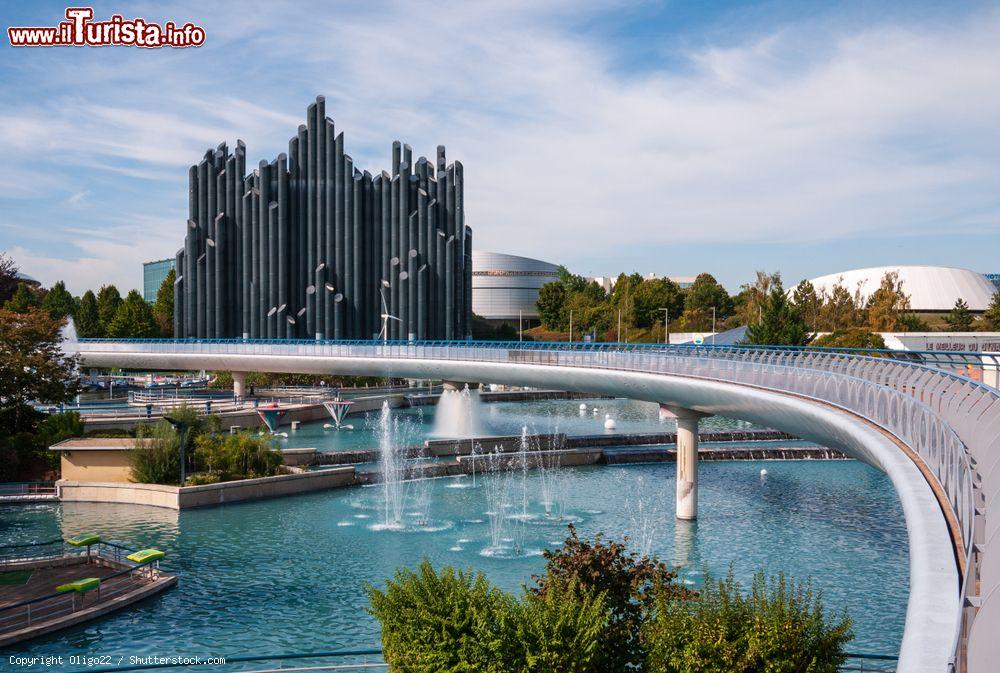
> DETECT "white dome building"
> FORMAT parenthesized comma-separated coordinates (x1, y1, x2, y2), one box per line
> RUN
(471, 251, 561, 322)
(806, 266, 996, 312)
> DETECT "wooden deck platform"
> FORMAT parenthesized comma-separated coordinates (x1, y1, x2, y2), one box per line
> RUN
(0, 555, 176, 647)
(0, 560, 120, 609)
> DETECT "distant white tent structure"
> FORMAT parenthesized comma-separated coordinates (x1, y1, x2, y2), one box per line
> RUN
(804, 266, 995, 312)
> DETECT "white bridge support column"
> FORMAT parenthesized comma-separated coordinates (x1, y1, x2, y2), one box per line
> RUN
(232, 371, 248, 399)
(661, 405, 710, 520)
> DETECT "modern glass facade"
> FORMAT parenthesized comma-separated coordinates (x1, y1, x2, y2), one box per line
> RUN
(142, 258, 175, 303)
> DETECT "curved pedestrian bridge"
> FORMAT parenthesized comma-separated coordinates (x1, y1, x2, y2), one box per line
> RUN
(69, 338, 999, 673)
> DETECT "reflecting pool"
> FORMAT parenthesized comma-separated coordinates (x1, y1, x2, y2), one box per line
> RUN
(1, 459, 907, 665)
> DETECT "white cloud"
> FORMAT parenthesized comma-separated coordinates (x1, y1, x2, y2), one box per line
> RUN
(67, 190, 89, 206)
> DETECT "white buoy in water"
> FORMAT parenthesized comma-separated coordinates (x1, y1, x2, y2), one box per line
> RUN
(760, 468, 768, 477)
(592, 408, 599, 415)
(604, 414, 616, 430)
(579, 403, 587, 410)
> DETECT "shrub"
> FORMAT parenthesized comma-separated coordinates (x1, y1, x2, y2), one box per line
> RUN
(531, 524, 694, 673)
(367, 560, 608, 673)
(644, 569, 853, 673)
(130, 420, 181, 485)
(38, 411, 85, 444)
(185, 472, 221, 486)
(192, 431, 283, 481)
(517, 576, 607, 673)
(366, 560, 518, 673)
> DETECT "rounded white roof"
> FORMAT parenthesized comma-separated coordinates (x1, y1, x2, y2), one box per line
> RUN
(471, 250, 560, 274)
(806, 265, 995, 312)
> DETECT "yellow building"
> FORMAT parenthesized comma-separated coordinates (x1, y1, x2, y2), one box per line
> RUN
(50, 438, 155, 482)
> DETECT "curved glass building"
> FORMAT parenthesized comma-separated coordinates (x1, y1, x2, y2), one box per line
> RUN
(471, 251, 560, 322)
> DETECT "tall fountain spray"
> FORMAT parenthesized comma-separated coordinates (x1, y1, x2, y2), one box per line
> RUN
(623, 474, 666, 558)
(377, 400, 406, 529)
(432, 385, 483, 437)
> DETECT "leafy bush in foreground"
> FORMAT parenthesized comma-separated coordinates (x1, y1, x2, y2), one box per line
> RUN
(365, 560, 519, 673)
(365, 560, 607, 673)
(367, 530, 853, 673)
(531, 524, 694, 673)
(644, 569, 853, 673)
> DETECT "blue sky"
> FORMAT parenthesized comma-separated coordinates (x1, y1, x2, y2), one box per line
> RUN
(1, 0, 998, 294)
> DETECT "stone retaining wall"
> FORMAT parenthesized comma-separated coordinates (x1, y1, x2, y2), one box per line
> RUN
(57, 467, 356, 510)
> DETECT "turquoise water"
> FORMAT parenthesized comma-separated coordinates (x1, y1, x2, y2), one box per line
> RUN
(1, 459, 907, 666)
(278, 397, 762, 453)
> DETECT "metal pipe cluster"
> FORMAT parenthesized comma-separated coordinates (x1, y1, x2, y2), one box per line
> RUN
(174, 95, 472, 341)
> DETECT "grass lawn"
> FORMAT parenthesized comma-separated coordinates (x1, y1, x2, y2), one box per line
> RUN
(0, 569, 33, 586)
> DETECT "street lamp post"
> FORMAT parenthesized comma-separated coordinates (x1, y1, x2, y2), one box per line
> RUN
(660, 308, 669, 344)
(569, 309, 574, 344)
(617, 309, 622, 343)
(163, 415, 191, 487)
(519, 310, 523, 342)
(711, 307, 716, 345)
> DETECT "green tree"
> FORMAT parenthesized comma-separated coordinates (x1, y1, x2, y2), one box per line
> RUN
(107, 290, 160, 339)
(0, 308, 81, 479)
(818, 282, 863, 331)
(632, 278, 684, 330)
(4, 282, 42, 313)
(537, 282, 568, 330)
(684, 273, 732, 317)
(813, 329, 887, 350)
(945, 298, 974, 331)
(981, 291, 1000, 331)
(41, 280, 76, 320)
(96, 284, 123, 328)
(74, 290, 102, 338)
(791, 279, 823, 331)
(735, 271, 782, 328)
(0, 308, 80, 440)
(558, 265, 594, 294)
(609, 273, 644, 327)
(566, 290, 612, 336)
(743, 282, 811, 346)
(153, 268, 175, 336)
(865, 271, 910, 332)
(898, 312, 930, 332)
(0, 252, 20, 305)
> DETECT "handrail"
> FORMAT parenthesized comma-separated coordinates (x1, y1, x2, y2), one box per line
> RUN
(66, 649, 385, 673)
(57, 646, 894, 673)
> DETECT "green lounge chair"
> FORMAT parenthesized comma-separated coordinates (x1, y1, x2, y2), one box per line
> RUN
(56, 577, 100, 593)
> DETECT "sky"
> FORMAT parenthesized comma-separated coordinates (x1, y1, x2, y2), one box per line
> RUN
(1, 0, 998, 294)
